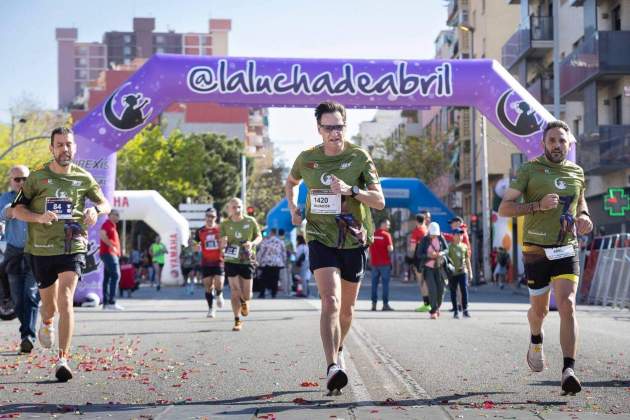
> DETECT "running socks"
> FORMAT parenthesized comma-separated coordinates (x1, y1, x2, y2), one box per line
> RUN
(563, 357, 575, 373)
(205, 292, 213, 308)
(531, 334, 543, 344)
(422, 296, 429, 306)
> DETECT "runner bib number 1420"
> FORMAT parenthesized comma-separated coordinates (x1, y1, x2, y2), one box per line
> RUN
(310, 189, 341, 215)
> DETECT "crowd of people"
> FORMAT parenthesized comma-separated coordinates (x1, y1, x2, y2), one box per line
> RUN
(0, 103, 592, 397)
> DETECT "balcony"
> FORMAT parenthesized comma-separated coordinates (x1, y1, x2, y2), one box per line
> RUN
(560, 31, 630, 99)
(447, 0, 469, 27)
(526, 75, 554, 105)
(578, 125, 630, 174)
(501, 16, 553, 70)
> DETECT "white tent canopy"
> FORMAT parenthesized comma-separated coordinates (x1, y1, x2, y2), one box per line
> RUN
(113, 190, 189, 286)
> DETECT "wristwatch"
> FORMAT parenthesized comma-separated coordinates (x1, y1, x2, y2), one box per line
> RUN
(93, 205, 101, 215)
(579, 210, 591, 218)
(351, 185, 360, 198)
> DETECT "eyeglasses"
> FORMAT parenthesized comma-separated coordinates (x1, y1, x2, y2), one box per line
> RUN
(319, 124, 346, 133)
(12, 177, 27, 182)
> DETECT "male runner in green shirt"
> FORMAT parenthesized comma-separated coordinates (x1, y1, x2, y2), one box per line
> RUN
(286, 101, 385, 394)
(13, 127, 111, 382)
(499, 120, 593, 395)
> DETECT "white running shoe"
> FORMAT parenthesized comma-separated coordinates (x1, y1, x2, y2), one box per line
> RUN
(110, 303, 125, 311)
(207, 308, 216, 318)
(527, 342, 545, 372)
(55, 358, 73, 382)
(561, 368, 582, 394)
(215, 293, 224, 309)
(326, 363, 348, 392)
(337, 348, 346, 370)
(38, 322, 55, 349)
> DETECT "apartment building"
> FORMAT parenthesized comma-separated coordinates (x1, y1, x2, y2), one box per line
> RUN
(504, 0, 630, 234)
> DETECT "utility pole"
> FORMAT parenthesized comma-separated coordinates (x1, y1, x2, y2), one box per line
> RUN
(241, 154, 247, 208)
(480, 116, 491, 283)
(553, 0, 561, 118)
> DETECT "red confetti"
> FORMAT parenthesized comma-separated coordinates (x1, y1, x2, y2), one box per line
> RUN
(292, 397, 310, 405)
(482, 400, 495, 409)
(300, 381, 319, 387)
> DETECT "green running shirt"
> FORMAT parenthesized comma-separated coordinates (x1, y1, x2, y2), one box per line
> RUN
(509, 156, 585, 247)
(290, 142, 380, 249)
(16, 162, 104, 256)
(220, 215, 261, 265)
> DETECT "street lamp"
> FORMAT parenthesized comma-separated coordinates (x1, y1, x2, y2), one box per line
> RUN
(459, 23, 481, 283)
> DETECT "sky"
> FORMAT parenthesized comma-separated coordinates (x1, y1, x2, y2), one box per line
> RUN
(0, 0, 448, 165)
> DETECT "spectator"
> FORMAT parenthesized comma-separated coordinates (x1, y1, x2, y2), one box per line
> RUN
(100, 210, 123, 310)
(181, 237, 197, 294)
(294, 234, 310, 296)
(257, 228, 286, 298)
(119, 256, 138, 297)
(409, 213, 430, 312)
(370, 219, 394, 311)
(149, 235, 167, 291)
(448, 228, 472, 319)
(0, 165, 39, 352)
(494, 247, 510, 289)
(416, 222, 449, 319)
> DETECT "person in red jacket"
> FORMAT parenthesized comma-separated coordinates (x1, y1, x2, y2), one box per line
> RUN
(369, 219, 394, 311)
(409, 212, 430, 312)
(99, 210, 123, 310)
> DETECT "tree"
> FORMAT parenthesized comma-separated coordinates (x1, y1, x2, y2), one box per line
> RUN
(0, 96, 68, 190)
(372, 135, 449, 186)
(116, 126, 245, 209)
(247, 162, 288, 225)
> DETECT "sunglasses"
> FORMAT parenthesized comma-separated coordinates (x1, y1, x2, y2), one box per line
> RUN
(12, 177, 27, 182)
(319, 124, 346, 133)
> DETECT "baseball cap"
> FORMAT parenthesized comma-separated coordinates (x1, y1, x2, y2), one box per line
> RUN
(453, 228, 464, 235)
(206, 207, 217, 215)
(449, 216, 464, 224)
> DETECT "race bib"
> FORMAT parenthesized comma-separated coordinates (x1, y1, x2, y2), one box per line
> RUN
(224, 245, 240, 259)
(46, 197, 73, 220)
(310, 189, 341, 215)
(544, 245, 576, 261)
(205, 235, 219, 250)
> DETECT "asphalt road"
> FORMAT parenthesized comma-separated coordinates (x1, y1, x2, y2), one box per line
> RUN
(1, 279, 629, 419)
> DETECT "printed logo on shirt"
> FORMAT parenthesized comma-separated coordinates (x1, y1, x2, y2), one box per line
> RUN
(320, 173, 333, 186)
(554, 178, 568, 190)
(340, 162, 352, 170)
(72, 180, 82, 187)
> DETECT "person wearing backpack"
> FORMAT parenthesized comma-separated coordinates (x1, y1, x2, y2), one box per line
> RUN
(415, 222, 449, 319)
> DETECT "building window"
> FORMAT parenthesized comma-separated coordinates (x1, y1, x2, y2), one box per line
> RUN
(155, 35, 164, 43)
(123, 46, 132, 56)
(612, 5, 621, 31)
(124, 34, 132, 43)
(613, 95, 622, 125)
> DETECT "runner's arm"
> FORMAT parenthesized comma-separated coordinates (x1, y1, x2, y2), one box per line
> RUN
(575, 190, 593, 235)
(12, 204, 57, 224)
(355, 183, 385, 210)
(285, 174, 303, 225)
(498, 188, 540, 217)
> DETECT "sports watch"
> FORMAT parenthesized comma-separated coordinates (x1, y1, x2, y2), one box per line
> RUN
(351, 185, 360, 198)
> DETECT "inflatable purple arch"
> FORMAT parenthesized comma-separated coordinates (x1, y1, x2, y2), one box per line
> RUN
(72, 54, 572, 302)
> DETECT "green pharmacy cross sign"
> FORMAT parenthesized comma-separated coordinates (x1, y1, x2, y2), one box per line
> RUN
(604, 188, 630, 217)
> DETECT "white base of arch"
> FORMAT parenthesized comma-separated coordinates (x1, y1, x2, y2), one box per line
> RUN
(113, 190, 190, 286)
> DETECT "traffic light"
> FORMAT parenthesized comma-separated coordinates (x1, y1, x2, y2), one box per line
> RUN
(247, 206, 255, 216)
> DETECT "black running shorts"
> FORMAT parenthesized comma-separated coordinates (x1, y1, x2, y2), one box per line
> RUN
(29, 253, 86, 289)
(225, 263, 255, 279)
(201, 265, 224, 278)
(308, 240, 368, 283)
(523, 244, 580, 296)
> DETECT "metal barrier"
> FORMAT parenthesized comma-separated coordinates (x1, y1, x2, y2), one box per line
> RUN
(587, 234, 630, 309)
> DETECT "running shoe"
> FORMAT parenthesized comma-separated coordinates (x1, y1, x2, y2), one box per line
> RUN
(55, 358, 73, 382)
(215, 293, 224, 309)
(38, 322, 55, 349)
(382, 304, 395, 311)
(207, 308, 216, 318)
(561, 368, 582, 394)
(430, 312, 438, 320)
(415, 303, 431, 313)
(19, 337, 34, 354)
(527, 342, 545, 372)
(326, 363, 348, 392)
(110, 303, 125, 311)
(371, 302, 377, 311)
(240, 300, 249, 317)
(337, 348, 346, 370)
(454, 312, 461, 319)
(232, 320, 243, 331)
(463, 310, 471, 318)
